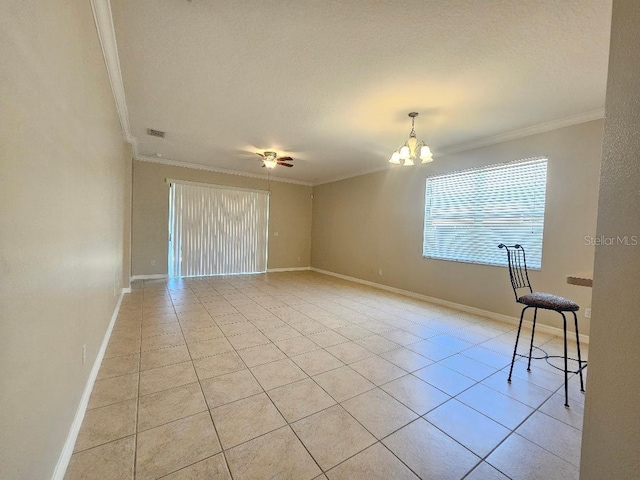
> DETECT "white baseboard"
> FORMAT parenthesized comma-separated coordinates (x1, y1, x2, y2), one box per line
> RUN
(132, 269, 312, 279)
(51, 289, 126, 480)
(121, 287, 131, 293)
(310, 268, 589, 344)
(130, 274, 168, 281)
(266, 267, 311, 273)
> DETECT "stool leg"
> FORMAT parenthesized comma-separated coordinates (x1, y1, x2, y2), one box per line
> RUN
(527, 308, 538, 371)
(561, 312, 569, 408)
(572, 311, 585, 392)
(508, 307, 528, 383)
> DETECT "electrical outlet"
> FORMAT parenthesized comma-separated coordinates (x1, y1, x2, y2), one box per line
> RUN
(274, 231, 279, 237)
(151, 260, 156, 266)
(585, 308, 591, 319)
(82, 344, 86, 365)
(297, 256, 301, 262)
(378, 269, 383, 276)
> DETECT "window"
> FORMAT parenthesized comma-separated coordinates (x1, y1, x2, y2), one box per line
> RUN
(423, 157, 548, 268)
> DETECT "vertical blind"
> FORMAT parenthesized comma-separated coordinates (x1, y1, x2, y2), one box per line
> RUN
(423, 157, 548, 268)
(168, 182, 269, 277)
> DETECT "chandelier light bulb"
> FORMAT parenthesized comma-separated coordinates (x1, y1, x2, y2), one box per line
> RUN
(420, 145, 433, 163)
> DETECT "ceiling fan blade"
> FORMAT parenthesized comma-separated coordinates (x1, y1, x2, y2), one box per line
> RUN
(279, 163, 294, 167)
(256, 152, 266, 158)
(261, 164, 266, 168)
(277, 156, 293, 162)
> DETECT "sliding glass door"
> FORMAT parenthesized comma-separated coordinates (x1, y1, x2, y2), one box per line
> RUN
(168, 181, 269, 277)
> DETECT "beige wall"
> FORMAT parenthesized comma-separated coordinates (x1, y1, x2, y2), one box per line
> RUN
(580, 0, 640, 477)
(131, 160, 313, 276)
(0, 1, 130, 478)
(312, 120, 603, 334)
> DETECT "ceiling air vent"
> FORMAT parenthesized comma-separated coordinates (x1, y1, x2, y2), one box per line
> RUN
(147, 128, 166, 138)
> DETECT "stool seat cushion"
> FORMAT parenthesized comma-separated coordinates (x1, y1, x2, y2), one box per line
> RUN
(518, 292, 579, 312)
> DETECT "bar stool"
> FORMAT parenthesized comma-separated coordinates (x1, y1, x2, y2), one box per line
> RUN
(498, 244, 586, 407)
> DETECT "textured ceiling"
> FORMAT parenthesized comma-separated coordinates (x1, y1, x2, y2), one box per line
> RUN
(111, 0, 611, 184)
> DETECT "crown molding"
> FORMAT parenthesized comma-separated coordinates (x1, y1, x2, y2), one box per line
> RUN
(90, 0, 137, 151)
(315, 109, 605, 186)
(139, 108, 604, 187)
(314, 165, 392, 186)
(89, 3, 604, 186)
(437, 108, 605, 157)
(125, 135, 139, 158)
(137, 155, 314, 186)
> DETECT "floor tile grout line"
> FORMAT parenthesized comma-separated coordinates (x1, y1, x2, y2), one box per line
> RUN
(129, 410, 232, 475)
(327, 440, 421, 479)
(172, 276, 328, 475)
(299, 280, 489, 333)
(298, 279, 531, 477)
(154, 453, 221, 479)
(130, 280, 148, 479)
(130, 273, 582, 479)
(170, 282, 236, 480)
(190, 288, 408, 476)
(332, 369, 497, 477)
(278, 380, 376, 474)
(505, 381, 584, 466)
(458, 366, 585, 478)
(251, 363, 326, 475)
(70, 303, 143, 456)
(348, 347, 568, 476)
(131, 282, 230, 477)
(320, 415, 432, 479)
(278, 347, 424, 475)
(198, 278, 350, 472)
(70, 434, 138, 457)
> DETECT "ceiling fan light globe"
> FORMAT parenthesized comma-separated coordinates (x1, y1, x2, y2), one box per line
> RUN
(389, 151, 401, 164)
(263, 159, 278, 169)
(399, 145, 410, 160)
(403, 158, 415, 167)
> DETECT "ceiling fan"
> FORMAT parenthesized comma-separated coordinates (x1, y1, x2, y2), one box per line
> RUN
(256, 151, 294, 169)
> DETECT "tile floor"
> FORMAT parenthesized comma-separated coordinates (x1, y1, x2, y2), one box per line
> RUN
(65, 271, 587, 480)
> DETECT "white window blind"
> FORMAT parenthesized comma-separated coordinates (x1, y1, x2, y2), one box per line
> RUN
(168, 182, 269, 277)
(423, 157, 548, 268)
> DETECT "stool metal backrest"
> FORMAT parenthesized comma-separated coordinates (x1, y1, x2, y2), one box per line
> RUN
(498, 244, 533, 301)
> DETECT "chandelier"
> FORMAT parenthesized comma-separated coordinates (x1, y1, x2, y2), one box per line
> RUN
(389, 112, 433, 166)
